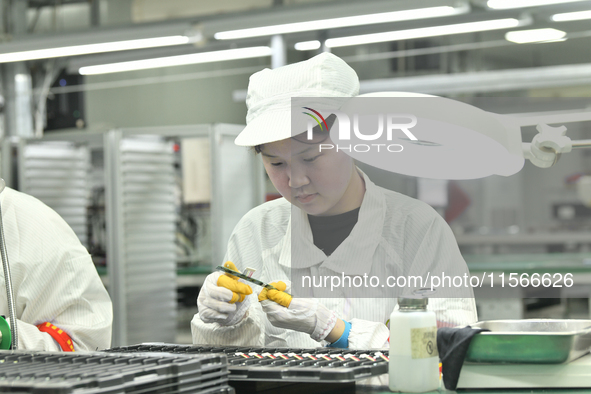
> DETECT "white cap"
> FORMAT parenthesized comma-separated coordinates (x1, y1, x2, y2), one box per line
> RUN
(235, 52, 359, 147)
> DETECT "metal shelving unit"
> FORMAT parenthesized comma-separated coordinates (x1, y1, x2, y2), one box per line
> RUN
(18, 124, 264, 347)
(18, 141, 90, 247)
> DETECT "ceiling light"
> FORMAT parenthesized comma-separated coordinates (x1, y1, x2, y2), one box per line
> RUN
(552, 10, 591, 21)
(294, 41, 321, 51)
(487, 0, 589, 9)
(0, 35, 194, 63)
(214, 5, 469, 40)
(296, 18, 524, 49)
(78, 46, 272, 75)
(505, 28, 566, 43)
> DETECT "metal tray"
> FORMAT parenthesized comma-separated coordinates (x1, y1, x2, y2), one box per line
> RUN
(466, 319, 591, 364)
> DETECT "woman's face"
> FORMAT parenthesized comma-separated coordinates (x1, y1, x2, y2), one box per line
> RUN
(260, 136, 364, 216)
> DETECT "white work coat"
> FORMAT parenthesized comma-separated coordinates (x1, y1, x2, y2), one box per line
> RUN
(0, 187, 112, 351)
(192, 171, 477, 349)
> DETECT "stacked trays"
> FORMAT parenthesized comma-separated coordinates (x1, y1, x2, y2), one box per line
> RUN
(0, 350, 234, 394)
(106, 344, 389, 383)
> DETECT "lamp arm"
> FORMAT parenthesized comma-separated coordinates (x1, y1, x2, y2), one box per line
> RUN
(0, 204, 17, 350)
(0, 180, 17, 350)
(571, 140, 591, 149)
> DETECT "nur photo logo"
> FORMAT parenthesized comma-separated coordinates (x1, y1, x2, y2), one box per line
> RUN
(302, 106, 419, 153)
(302, 107, 329, 131)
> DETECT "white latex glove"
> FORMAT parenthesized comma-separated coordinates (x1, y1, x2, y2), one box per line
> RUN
(198, 262, 253, 327)
(259, 281, 337, 342)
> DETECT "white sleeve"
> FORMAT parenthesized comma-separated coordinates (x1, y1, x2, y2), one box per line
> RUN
(429, 297, 478, 327)
(7, 253, 112, 352)
(16, 254, 113, 351)
(403, 205, 478, 325)
(8, 319, 59, 351)
(347, 318, 390, 349)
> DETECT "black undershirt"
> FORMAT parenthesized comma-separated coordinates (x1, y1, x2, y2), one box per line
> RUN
(307, 208, 360, 256)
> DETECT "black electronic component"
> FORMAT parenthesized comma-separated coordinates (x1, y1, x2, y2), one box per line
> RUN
(45, 71, 85, 131)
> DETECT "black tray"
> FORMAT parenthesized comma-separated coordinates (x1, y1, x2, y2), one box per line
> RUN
(105, 344, 389, 383)
(0, 350, 234, 394)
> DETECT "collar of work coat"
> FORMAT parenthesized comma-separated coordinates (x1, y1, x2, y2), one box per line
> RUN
(276, 169, 385, 276)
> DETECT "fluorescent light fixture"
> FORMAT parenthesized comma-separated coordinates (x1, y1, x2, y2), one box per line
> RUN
(505, 28, 566, 43)
(295, 40, 321, 51)
(0, 35, 194, 63)
(552, 10, 591, 21)
(214, 5, 469, 40)
(487, 0, 589, 9)
(296, 18, 523, 49)
(78, 46, 272, 75)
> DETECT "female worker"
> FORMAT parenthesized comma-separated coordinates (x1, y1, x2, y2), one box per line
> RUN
(191, 52, 477, 349)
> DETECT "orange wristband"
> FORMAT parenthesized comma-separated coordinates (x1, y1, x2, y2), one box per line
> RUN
(37, 322, 75, 352)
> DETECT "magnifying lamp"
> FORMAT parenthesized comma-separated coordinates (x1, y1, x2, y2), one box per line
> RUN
(0, 179, 18, 350)
(327, 92, 591, 180)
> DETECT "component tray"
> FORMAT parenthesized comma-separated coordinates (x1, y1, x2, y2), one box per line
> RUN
(0, 349, 233, 394)
(106, 344, 389, 383)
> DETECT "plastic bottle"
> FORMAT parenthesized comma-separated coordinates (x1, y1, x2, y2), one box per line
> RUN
(389, 297, 439, 392)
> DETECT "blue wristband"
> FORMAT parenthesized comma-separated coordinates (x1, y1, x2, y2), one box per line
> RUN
(328, 320, 352, 348)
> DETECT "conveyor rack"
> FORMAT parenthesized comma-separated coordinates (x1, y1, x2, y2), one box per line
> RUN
(105, 344, 389, 383)
(0, 349, 234, 394)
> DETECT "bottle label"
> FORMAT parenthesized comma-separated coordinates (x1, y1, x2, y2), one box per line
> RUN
(410, 326, 438, 359)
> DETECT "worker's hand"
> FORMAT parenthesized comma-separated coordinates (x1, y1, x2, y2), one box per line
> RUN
(198, 262, 253, 326)
(259, 281, 337, 342)
(258, 281, 293, 307)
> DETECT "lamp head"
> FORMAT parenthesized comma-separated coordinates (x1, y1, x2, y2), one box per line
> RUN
(322, 92, 525, 180)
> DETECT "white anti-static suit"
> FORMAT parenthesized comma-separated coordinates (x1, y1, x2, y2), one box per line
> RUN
(0, 187, 112, 351)
(192, 171, 477, 348)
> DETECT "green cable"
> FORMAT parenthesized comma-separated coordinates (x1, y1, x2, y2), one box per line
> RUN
(0, 316, 11, 349)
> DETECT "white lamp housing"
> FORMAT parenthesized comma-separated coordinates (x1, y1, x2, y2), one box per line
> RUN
(330, 92, 525, 180)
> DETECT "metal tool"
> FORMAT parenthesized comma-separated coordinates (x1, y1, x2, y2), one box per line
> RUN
(215, 265, 290, 295)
